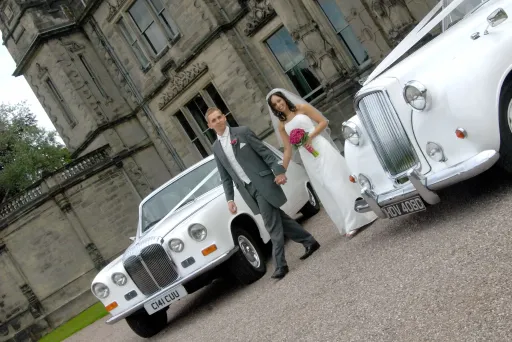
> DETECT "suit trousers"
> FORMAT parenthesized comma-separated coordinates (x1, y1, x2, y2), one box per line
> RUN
(245, 182, 316, 268)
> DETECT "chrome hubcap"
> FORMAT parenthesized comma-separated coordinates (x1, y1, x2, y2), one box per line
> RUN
(238, 235, 260, 268)
(307, 188, 317, 207)
(508, 99, 512, 133)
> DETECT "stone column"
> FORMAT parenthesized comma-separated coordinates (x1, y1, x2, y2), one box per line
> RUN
(0, 242, 45, 319)
(269, 0, 347, 86)
(53, 194, 107, 270)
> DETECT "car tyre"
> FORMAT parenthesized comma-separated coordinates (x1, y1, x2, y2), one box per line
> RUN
(300, 183, 321, 218)
(228, 227, 266, 285)
(499, 81, 512, 173)
(125, 308, 167, 338)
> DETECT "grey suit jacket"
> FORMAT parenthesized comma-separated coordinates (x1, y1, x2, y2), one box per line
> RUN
(213, 126, 287, 215)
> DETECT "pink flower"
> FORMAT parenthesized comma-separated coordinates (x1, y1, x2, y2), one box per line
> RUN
(289, 128, 306, 145)
(230, 139, 237, 145)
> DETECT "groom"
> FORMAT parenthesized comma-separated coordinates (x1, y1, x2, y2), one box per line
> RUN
(206, 107, 320, 279)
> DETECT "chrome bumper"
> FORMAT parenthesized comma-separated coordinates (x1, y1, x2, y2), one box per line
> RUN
(354, 150, 500, 218)
(105, 247, 239, 324)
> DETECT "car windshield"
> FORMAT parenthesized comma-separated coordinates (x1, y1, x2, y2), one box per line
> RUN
(443, 0, 490, 30)
(139, 160, 222, 234)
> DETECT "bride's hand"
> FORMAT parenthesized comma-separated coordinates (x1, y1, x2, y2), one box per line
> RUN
(304, 135, 314, 150)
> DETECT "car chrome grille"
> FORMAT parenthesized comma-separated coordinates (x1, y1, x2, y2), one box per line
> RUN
(357, 91, 419, 177)
(122, 237, 179, 296)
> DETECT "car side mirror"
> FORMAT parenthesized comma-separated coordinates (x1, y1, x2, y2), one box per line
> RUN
(487, 8, 507, 27)
(129, 236, 136, 242)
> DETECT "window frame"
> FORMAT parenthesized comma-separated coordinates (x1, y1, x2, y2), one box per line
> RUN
(264, 25, 323, 102)
(45, 77, 77, 128)
(115, 0, 181, 70)
(173, 83, 238, 160)
(315, 0, 370, 68)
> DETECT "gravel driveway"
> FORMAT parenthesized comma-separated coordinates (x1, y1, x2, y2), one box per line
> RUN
(67, 167, 512, 342)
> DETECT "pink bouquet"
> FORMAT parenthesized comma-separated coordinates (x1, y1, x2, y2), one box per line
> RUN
(289, 128, 319, 157)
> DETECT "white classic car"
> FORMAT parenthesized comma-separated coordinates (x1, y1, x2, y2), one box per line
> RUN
(90, 142, 320, 338)
(342, 0, 511, 219)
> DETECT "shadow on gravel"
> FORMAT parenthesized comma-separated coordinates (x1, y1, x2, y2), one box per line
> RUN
(364, 165, 512, 239)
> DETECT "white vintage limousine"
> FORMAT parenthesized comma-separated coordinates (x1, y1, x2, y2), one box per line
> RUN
(90, 142, 320, 338)
(342, 0, 511, 219)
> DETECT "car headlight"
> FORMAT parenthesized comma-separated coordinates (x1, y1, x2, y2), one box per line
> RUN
(403, 81, 428, 111)
(92, 283, 110, 299)
(189, 224, 207, 241)
(358, 174, 373, 190)
(426, 142, 446, 162)
(341, 121, 361, 146)
(169, 239, 184, 252)
(111, 273, 128, 286)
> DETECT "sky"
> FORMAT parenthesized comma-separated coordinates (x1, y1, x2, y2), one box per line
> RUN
(0, 39, 58, 133)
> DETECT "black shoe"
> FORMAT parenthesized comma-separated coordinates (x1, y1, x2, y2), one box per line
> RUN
(271, 266, 289, 279)
(300, 241, 320, 260)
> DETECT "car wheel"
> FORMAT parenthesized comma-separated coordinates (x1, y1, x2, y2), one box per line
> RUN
(499, 81, 512, 173)
(125, 308, 167, 338)
(300, 183, 321, 218)
(227, 227, 266, 285)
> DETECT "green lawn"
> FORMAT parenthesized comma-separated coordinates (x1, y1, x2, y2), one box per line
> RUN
(39, 302, 108, 342)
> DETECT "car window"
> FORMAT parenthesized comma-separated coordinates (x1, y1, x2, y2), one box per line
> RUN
(140, 160, 221, 233)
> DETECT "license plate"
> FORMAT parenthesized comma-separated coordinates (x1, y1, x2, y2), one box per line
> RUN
(382, 196, 426, 218)
(144, 285, 188, 315)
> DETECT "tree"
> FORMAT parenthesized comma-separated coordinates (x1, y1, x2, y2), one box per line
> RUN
(0, 101, 71, 203)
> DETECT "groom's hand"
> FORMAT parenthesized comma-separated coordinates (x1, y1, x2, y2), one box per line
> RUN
(275, 174, 287, 185)
(227, 201, 237, 214)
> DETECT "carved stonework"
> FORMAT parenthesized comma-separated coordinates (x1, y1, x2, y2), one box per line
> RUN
(158, 62, 209, 110)
(106, 0, 128, 22)
(243, 0, 276, 37)
(36, 63, 48, 79)
(60, 40, 85, 53)
(55, 194, 72, 213)
(85, 243, 107, 270)
(20, 284, 44, 319)
(123, 159, 153, 197)
(369, 0, 415, 46)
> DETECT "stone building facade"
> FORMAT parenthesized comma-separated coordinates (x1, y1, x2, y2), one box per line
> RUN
(0, 0, 438, 340)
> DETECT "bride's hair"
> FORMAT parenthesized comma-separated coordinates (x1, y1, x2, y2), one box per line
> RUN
(267, 92, 297, 122)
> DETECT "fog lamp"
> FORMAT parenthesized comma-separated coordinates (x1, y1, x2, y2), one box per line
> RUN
(403, 81, 428, 111)
(358, 174, 373, 189)
(169, 239, 184, 253)
(426, 142, 446, 162)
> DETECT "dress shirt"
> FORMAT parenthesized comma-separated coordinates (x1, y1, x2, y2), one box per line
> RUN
(218, 126, 251, 184)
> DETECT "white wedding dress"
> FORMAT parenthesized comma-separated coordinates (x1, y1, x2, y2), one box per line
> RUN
(285, 114, 378, 235)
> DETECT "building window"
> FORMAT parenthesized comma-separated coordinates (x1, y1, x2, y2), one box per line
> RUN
(266, 27, 322, 101)
(117, 0, 179, 67)
(78, 54, 108, 99)
(174, 83, 238, 159)
(46, 78, 76, 127)
(316, 0, 369, 66)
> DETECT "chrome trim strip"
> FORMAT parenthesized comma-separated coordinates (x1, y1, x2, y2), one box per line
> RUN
(354, 150, 499, 214)
(105, 247, 240, 324)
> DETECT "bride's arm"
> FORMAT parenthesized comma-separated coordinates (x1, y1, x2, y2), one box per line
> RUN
(298, 103, 328, 139)
(279, 122, 293, 170)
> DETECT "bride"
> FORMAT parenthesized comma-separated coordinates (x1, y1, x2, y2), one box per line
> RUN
(266, 88, 378, 238)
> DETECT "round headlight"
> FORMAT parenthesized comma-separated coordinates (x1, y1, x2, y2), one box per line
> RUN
(92, 283, 110, 299)
(111, 273, 128, 286)
(341, 121, 361, 146)
(403, 81, 428, 111)
(169, 239, 184, 252)
(358, 174, 373, 190)
(189, 224, 207, 241)
(426, 142, 446, 162)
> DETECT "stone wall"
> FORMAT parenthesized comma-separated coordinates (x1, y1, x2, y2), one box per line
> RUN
(0, 144, 169, 341)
